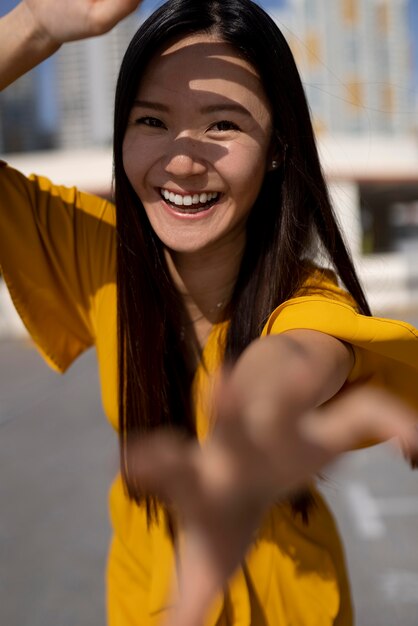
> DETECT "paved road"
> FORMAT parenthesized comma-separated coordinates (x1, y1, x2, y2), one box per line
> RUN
(1, 331, 418, 625)
(322, 446, 418, 625)
(0, 339, 116, 626)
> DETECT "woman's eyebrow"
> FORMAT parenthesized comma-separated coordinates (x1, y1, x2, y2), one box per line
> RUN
(200, 103, 251, 116)
(132, 100, 169, 111)
(132, 100, 251, 117)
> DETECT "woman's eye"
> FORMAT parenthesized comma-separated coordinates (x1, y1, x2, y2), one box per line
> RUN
(134, 116, 165, 129)
(210, 120, 240, 132)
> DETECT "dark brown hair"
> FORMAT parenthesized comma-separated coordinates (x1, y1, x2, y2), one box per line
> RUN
(113, 0, 370, 521)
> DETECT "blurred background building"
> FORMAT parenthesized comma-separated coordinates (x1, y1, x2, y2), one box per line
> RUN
(0, 1, 144, 152)
(269, 0, 418, 310)
(0, 0, 418, 314)
(272, 0, 415, 136)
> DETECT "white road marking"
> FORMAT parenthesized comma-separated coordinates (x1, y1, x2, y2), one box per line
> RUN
(345, 482, 418, 540)
(380, 569, 418, 603)
(346, 482, 386, 539)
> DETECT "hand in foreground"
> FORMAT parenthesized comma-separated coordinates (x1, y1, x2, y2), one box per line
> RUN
(129, 384, 418, 626)
(23, 0, 143, 44)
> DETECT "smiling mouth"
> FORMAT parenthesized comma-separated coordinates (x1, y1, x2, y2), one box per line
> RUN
(160, 188, 220, 213)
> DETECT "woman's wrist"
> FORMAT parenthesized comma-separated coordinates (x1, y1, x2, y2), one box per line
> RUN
(0, 2, 60, 90)
(16, 2, 61, 57)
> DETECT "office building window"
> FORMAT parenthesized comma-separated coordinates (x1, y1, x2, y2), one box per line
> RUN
(377, 2, 389, 34)
(305, 31, 322, 68)
(343, 0, 359, 25)
(346, 79, 364, 108)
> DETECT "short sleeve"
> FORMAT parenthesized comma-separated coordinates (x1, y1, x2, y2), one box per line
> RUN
(0, 162, 116, 372)
(262, 270, 418, 411)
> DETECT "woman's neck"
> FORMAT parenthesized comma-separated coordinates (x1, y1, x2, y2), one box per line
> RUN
(165, 239, 244, 344)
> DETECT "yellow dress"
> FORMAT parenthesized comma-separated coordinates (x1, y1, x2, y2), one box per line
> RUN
(1, 163, 418, 625)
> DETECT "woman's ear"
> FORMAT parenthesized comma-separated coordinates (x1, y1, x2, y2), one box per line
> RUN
(267, 134, 287, 172)
(268, 158, 281, 172)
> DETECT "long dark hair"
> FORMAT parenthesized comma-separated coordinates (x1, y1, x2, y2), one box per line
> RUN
(113, 0, 371, 521)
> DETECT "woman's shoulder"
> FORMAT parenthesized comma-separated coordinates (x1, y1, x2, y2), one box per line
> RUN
(0, 160, 116, 226)
(296, 263, 358, 308)
(261, 263, 358, 339)
(261, 263, 418, 410)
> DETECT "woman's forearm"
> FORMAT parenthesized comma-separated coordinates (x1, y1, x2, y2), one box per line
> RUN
(227, 330, 354, 430)
(0, 0, 142, 91)
(0, 3, 59, 91)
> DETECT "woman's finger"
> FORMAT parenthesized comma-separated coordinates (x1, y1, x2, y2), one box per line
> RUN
(300, 387, 418, 458)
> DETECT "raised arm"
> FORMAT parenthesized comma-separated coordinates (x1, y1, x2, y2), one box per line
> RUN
(0, 0, 143, 90)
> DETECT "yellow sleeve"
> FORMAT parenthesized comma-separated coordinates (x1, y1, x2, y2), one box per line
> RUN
(0, 162, 116, 372)
(262, 269, 418, 411)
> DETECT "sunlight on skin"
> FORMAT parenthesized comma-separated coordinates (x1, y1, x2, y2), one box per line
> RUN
(123, 34, 275, 256)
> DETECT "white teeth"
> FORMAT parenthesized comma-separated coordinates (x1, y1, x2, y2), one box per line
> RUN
(160, 189, 219, 207)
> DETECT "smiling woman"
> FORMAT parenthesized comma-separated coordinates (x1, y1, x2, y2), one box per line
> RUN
(122, 33, 274, 257)
(1, 1, 418, 626)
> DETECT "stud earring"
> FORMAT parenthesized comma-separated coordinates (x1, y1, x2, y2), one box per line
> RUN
(271, 160, 279, 169)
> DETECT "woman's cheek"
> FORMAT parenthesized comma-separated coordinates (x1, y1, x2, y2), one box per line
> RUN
(231, 146, 269, 190)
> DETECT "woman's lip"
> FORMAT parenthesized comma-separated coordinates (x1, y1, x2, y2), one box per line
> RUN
(159, 187, 220, 195)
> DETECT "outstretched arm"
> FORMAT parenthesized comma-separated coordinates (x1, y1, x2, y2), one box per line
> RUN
(0, 0, 143, 90)
(131, 330, 418, 626)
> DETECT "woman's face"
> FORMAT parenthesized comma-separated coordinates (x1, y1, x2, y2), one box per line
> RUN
(123, 32, 275, 257)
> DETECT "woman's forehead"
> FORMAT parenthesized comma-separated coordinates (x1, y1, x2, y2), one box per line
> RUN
(136, 33, 269, 113)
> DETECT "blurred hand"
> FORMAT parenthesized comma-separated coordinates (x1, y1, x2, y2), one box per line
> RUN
(129, 384, 418, 626)
(23, 0, 143, 44)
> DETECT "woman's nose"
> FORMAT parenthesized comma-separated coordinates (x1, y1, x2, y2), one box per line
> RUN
(163, 138, 207, 178)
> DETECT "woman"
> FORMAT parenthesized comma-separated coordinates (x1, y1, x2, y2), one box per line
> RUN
(1, 1, 418, 625)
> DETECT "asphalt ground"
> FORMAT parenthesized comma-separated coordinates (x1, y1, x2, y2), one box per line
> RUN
(1, 327, 418, 626)
(0, 340, 116, 626)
